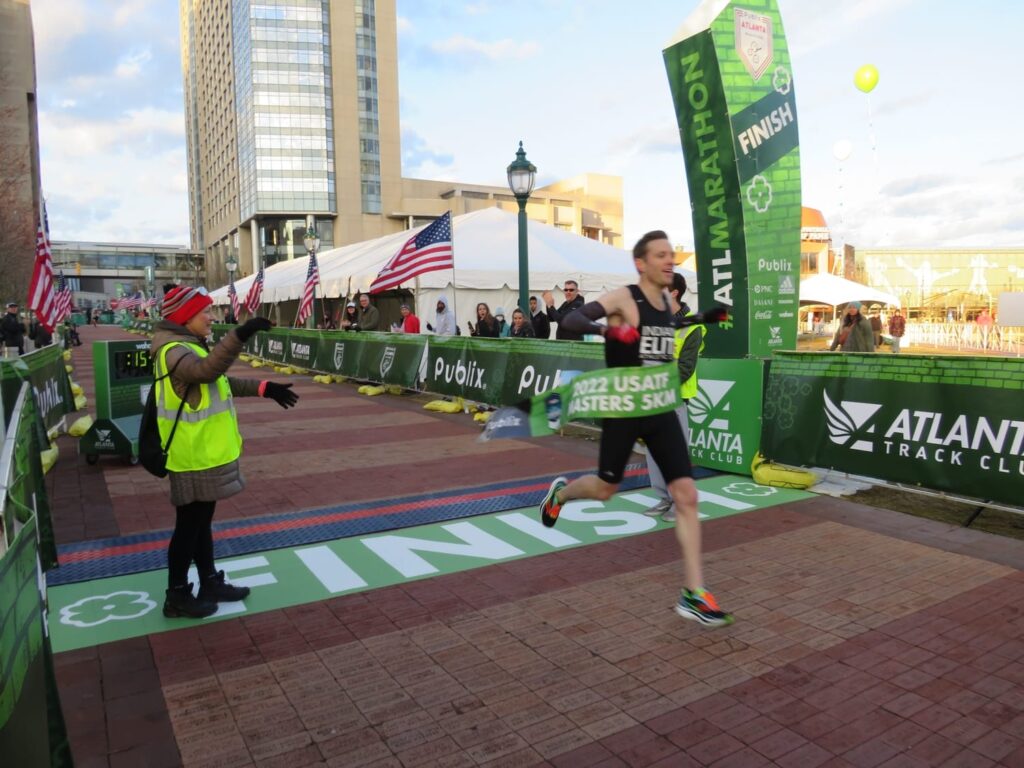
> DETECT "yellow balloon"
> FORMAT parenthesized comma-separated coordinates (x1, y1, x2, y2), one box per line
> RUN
(854, 64, 879, 93)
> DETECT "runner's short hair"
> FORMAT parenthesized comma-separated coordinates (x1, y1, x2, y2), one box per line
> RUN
(633, 230, 669, 260)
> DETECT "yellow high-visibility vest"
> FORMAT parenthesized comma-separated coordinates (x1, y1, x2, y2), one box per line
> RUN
(675, 319, 706, 400)
(156, 342, 242, 471)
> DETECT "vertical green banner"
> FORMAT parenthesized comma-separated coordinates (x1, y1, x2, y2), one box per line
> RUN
(664, 0, 801, 358)
(0, 345, 74, 434)
(687, 357, 763, 474)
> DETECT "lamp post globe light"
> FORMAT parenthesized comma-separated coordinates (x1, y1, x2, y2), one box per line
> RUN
(507, 141, 536, 316)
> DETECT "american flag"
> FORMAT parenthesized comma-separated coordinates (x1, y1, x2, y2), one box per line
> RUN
(54, 270, 73, 323)
(227, 274, 240, 320)
(28, 201, 58, 332)
(244, 264, 265, 314)
(370, 212, 454, 294)
(295, 252, 319, 326)
(120, 292, 143, 310)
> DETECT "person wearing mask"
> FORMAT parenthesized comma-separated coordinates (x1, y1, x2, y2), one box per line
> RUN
(1, 303, 26, 356)
(888, 307, 906, 353)
(341, 302, 360, 330)
(399, 304, 421, 333)
(542, 280, 586, 340)
(529, 296, 551, 340)
(830, 301, 875, 352)
(357, 293, 380, 331)
(509, 308, 535, 338)
(152, 284, 299, 618)
(468, 302, 500, 337)
(494, 307, 511, 337)
(427, 295, 456, 335)
(643, 273, 704, 522)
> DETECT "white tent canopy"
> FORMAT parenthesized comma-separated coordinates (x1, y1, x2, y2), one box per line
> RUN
(212, 207, 697, 326)
(799, 273, 900, 308)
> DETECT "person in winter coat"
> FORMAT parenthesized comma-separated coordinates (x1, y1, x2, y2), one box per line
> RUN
(469, 302, 500, 337)
(830, 301, 875, 352)
(357, 293, 381, 331)
(543, 281, 586, 340)
(152, 284, 299, 619)
(529, 296, 551, 340)
(428, 295, 456, 335)
(29, 318, 53, 348)
(509, 308, 535, 338)
(341, 301, 360, 330)
(494, 307, 511, 337)
(1, 303, 26, 355)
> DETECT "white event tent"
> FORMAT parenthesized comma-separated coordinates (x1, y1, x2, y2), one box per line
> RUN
(211, 207, 697, 327)
(800, 273, 900, 309)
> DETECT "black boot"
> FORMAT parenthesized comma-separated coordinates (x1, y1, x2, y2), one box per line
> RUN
(198, 570, 250, 603)
(163, 583, 217, 619)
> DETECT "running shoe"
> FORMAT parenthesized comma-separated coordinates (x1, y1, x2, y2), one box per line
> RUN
(642, 498, 672, 517)
(675, 588, 734, 627)
(539, 476, 568, 528)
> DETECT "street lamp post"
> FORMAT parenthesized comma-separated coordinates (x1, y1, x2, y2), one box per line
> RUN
(507, 141, 537, 315)
(225, 256, 238, 322)
(303, 224, 321, 328)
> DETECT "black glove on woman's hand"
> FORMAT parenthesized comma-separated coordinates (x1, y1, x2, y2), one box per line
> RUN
(261, 381, 298, 409)
(236, 317, 273, 342)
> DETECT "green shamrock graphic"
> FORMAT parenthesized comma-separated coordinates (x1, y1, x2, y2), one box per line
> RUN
(59, 591, 157, 628)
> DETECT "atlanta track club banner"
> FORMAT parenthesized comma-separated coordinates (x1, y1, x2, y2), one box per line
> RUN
(663, 0, 801, 358)
(761, 352, 1024, 506)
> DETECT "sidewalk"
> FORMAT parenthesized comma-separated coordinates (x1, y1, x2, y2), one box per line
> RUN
(48, 325, 1024, 767)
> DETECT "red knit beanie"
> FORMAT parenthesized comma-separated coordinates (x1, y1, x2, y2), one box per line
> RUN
(162, 286, 212, 325)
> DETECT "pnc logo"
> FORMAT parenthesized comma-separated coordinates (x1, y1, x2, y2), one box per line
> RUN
(823, 391, 882, 453)
(690, 379, 735, 431)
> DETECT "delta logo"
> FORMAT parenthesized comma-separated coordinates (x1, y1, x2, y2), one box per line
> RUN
(688, 379, 743, 466)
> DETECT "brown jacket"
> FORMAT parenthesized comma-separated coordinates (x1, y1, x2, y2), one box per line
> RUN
(152, 321, 261, 507)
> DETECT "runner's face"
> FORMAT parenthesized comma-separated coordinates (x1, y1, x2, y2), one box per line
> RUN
(637, 238, 674, 288)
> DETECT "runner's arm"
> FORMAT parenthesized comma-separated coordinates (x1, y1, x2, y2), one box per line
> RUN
(675, 305, 729, 328)
(559, 301, 608, 336)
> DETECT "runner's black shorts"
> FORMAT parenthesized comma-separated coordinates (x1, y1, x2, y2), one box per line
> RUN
(598, 411, 692, 485)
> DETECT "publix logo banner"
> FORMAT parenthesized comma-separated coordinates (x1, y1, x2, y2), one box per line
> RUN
(0, 345, 74, 433)
(687, 357, 763, 474)
(762, 352, 1024, 506)
(427, 337, 505, 401)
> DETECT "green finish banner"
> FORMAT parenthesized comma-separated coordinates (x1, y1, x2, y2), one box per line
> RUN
(762, 353, 1024, 506)
(0, 345, 74, 434)
(664, 0, 801, 359)
(687, 357, 764, 474)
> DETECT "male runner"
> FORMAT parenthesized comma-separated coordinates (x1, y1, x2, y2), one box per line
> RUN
(538, 230, 732, 626)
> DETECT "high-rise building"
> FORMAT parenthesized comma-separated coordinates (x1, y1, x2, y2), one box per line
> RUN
(181, 0, 624, 290)
(181, 0, 401, 287)
(0, 0, 42, 304)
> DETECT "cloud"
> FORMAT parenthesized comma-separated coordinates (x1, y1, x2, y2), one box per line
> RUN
(879, 175, 955, 197)
(874, 91, 932, 117)
(396, 15, 412, 34)
(429, 35, 540, 62)
(401, 129, 455, 177)
(787, 0, 918, 57)
(114, 48, 152, 79)
(30, 0, 90, 51)
(464, 2, 491, 14)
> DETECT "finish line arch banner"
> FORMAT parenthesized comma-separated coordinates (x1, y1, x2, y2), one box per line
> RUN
(664, 0, 801, 358)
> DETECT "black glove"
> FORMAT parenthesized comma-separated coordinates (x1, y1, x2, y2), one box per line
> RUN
(262, 381, 298, 409)
(699, 305, 730, 325)
(426, 322, 434, 332)
(236, 317, 272, 342)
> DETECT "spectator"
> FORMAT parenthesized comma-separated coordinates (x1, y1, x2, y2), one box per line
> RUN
(830, 301, 875, 352)
(888, 308, 906, 353)
(399, 304, 420, 333)
(976, 308, 993, 349)
(428, 295, 456, 335)
(1, 303, 26, 356)
(91, 308, 100, 326)
(29, 317, 53, 348)
(869, 311, 883, 347)
(357, 293, 380, 331)
(543, 280, 586, 340)
(494, 307, 510, 337)
(509, 308, 535, 338)
(468, 302, 500, 337)
(63, 318, 82, 348)
(340, 301, 360, 330)
(529, 296, 551, 339)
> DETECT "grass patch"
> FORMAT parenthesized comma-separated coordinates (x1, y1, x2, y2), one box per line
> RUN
(850, 486, 1024, 541)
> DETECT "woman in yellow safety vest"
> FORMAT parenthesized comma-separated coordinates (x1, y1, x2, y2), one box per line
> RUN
(154, 285, 299, 619)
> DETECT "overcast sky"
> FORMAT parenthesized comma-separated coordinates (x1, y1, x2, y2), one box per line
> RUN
(33, 0, 1024, 251)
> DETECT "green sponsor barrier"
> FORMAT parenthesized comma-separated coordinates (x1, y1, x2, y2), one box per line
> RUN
(688, 358, 764, 473)
(761, 352, 1024, 506)
(664, 0, 801, 358)
(47, 474, 811, 652)
(0, 345, 74, 434)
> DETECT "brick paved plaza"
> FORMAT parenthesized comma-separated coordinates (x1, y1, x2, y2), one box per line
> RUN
(48, 326, 1023, 767)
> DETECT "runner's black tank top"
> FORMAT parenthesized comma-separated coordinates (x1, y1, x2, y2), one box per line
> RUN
(604, 285, 675, 368)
